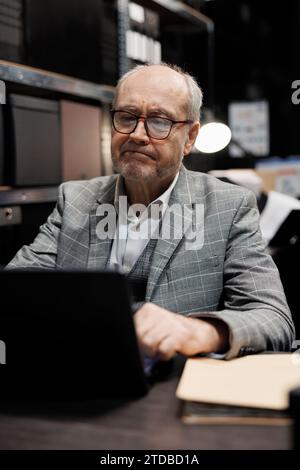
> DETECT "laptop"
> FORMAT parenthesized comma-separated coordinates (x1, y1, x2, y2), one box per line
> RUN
(0, 269, 149, 401)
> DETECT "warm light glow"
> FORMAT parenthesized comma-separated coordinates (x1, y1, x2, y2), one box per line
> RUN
(195, 122, 232, 153)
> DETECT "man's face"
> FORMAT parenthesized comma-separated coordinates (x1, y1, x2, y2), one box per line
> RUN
(111, 66, 199, 184)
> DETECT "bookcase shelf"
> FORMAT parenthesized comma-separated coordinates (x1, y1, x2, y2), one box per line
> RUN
(0, 59, 115, 103)
(0, 186, 58, 206)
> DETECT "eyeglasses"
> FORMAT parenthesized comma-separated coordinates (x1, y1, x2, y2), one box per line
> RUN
(111, 110, 193, 140)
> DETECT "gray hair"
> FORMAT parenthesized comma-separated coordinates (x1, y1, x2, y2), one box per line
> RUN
(114, 63, 203, 121)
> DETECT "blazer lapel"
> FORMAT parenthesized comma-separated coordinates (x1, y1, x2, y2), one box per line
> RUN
(146, 167, 197, 301)
(87, 177, 117, 270)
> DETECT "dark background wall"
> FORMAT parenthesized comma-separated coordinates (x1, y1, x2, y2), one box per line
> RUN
(199, 0, 300, 157)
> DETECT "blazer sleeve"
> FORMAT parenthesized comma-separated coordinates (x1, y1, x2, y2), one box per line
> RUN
(188, 190, 295, 359)
(5, 184, 65, 270)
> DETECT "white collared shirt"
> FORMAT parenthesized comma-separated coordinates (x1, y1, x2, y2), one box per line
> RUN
(109, 173, 179, 273)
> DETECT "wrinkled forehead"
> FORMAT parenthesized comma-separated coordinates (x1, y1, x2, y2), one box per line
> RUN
(116, 68, 189, 116)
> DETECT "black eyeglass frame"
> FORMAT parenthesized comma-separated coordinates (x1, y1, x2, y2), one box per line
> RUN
(111, 109, 194, 140)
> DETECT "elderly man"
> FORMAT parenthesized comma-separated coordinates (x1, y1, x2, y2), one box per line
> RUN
(7, 63, 294, 361)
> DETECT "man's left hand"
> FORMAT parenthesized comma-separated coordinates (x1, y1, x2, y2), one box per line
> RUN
(134, 302, 229, 361)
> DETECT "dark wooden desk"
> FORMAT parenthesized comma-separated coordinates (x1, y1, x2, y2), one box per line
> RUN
(0, 370, 292, 450)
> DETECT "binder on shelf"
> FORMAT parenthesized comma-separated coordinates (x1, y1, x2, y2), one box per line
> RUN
(6, 94, 61, 186)
(61, 100, 102, 182)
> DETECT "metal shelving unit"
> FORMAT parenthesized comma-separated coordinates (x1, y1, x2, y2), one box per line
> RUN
(1, 0, 214, 208)
(0, 3, 119, 262)
(0, 60, 117, 205)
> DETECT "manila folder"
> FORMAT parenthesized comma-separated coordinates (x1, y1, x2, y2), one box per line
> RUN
(176, 354, 300, 410)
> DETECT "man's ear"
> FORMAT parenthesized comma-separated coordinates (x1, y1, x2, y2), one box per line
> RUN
(183, 122, 200, 156)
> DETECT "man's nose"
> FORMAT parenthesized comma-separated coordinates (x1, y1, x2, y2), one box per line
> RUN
(129, 118, 150, 144)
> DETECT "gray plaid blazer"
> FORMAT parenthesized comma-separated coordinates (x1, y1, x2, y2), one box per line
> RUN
(7, 166, 295, 358)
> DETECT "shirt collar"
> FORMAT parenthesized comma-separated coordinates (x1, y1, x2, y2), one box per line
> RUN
(114, 172, 179, 216)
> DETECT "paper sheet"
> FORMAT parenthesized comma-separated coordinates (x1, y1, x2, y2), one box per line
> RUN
(259, 191, 300, 243)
